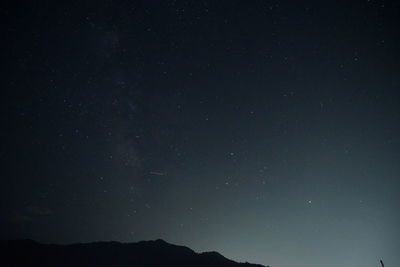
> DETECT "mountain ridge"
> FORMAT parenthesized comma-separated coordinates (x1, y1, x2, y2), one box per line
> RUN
(0, 239, 267, 267)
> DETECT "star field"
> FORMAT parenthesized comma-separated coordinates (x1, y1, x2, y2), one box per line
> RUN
(1, 1, 399, 267)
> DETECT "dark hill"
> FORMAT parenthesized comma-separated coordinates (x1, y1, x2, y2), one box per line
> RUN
(0, 239, 267, 267)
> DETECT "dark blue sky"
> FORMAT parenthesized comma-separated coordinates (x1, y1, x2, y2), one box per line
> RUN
(1, 1, 399, 266)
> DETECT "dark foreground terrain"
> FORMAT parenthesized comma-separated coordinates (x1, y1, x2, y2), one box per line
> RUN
(0, 239, 266, 267)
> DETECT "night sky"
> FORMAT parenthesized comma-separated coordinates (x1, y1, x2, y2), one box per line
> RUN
(1, 1, 399, 266)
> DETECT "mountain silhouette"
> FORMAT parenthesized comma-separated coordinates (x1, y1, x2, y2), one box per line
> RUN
(0, 239, 267, 267)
